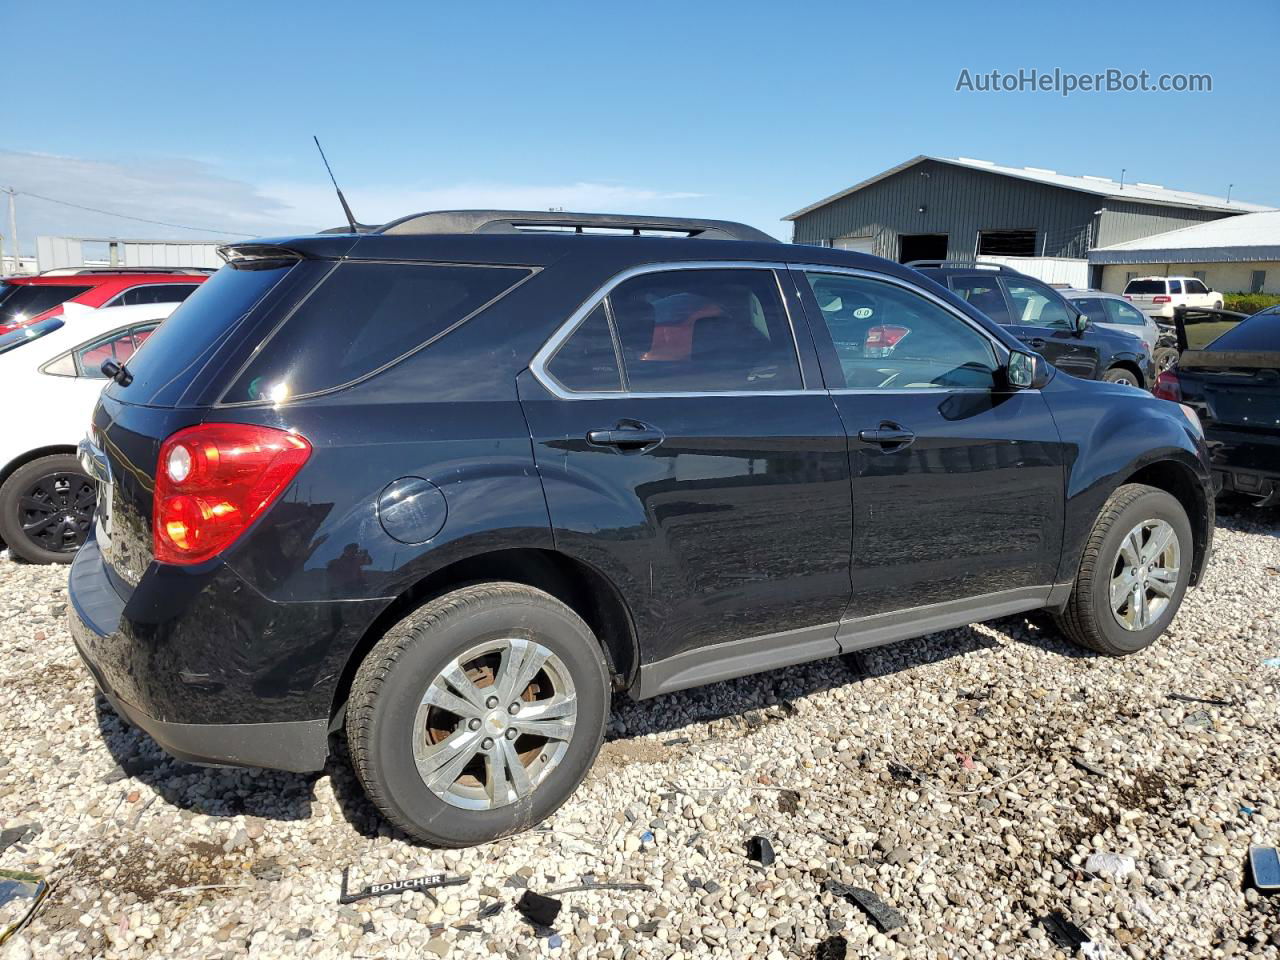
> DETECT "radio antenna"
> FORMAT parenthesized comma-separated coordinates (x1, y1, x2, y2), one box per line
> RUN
(314, 136, 359, 234)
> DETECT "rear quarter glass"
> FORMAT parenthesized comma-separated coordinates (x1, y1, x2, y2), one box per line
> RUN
(0, 283, 93, 326)
(105, 262, 294, 407)
(221, 262, 532, 404)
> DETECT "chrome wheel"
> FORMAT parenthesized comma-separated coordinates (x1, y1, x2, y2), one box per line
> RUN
(1109, 518, 1181, 631)
(412, 636, 577, 810)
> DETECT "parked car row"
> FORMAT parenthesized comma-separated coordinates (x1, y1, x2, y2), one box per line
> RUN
(0, 268, 206, 563)
(63, 210, 1217, 846)
(907, 261, 1155, 388)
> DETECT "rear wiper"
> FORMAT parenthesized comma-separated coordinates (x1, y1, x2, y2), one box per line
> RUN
(100, 359, 134, 387)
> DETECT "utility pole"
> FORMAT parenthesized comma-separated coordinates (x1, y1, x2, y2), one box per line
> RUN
(5, 187, 19, 274)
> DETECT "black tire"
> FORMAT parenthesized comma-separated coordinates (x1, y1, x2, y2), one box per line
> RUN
(1153, 346, 1179, 375)
(346, 582, 609, 847)
(0, 454, 95, 564)
(1054, 483, 1193, 656)
(1102, 367, 1141, 388)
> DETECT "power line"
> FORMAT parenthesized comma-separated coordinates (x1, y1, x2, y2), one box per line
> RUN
(11, 187, 254, 237)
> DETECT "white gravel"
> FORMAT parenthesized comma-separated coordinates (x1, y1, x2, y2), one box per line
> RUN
(1, 502, 1278, 960)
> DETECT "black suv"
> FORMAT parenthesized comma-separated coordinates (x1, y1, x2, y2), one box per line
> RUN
(909, 261, 1155, 389)
(71, 211, 1213, 846)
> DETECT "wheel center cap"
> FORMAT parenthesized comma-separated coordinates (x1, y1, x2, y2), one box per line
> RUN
(484, 711, 508, 735)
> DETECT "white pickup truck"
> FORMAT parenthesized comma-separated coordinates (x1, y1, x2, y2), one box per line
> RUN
(1123, 276, 1224, 318)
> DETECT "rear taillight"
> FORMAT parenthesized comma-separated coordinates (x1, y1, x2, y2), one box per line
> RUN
(1152, 295, 1171, 303)
(864, 324, 911, 357)
(1123, 295, 1132, 301)
(153, 423, 311, 565)
(1152, 369, 1181, 402)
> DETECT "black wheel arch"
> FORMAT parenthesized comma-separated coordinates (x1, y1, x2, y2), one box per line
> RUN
(329, 547, 639, 727)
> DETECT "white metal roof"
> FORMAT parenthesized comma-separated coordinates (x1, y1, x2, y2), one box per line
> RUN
(1089, 210, 1280, 264)
(785, 155, 1275, 220)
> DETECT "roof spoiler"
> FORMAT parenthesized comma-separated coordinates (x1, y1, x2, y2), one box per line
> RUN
(376, 210, 776, 243)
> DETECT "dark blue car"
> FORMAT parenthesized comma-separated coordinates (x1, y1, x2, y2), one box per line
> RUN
(70, 211, 1213, 845)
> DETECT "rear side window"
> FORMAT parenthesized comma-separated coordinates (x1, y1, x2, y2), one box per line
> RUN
(1168, 280, 1183, 294)
(0, 283, 92, 325)
(225, 262, 531, 403)
(546, 304, 622, 392)
(1124, 280, 1166, 295)
(606, 269, 801, 392)
(947, 276, 1011, 324)
(109, 283, 200, 306)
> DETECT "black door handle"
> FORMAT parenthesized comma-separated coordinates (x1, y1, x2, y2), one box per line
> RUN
(857, 422, 915, 449)
(1026, 337, 1047, 349)
(586, 422, 664, 450)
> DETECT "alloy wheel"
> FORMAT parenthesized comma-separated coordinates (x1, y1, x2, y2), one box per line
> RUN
(413, 636, 577, 810)
(1109, 518, 1180, 631)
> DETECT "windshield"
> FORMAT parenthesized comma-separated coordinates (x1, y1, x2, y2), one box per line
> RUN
(0, 316, 65, 355)
(0, 282, 92, 331)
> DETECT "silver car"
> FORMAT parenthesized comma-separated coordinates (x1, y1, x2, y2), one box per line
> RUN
(1062, 289, 1162, 356)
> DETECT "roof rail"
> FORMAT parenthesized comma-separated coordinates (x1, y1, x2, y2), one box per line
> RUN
(37, 266, 215, 277)
(376, 210, 777, 243)
(904, 259, 1012, 272)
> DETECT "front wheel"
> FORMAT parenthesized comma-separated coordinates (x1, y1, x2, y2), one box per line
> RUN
(1102, 367, 1141, 388)
(1153, 346, 1179, 375)
(346, 582, 609, 846)
(0, 454, 96, 564)
(1054, 483, 1193, 655)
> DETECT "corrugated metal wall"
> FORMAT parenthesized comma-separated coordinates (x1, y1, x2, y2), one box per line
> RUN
(1093, 201, 1223, 247)
(790, 159, 1236, 262)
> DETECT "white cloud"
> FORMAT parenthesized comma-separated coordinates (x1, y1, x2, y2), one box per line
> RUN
(0, 150, 711, 252)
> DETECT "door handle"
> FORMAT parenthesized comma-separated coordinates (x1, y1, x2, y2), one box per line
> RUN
(857, 422, 915, 449)
(1020, 336, 1047, 349)
(586, 422, 664, 451)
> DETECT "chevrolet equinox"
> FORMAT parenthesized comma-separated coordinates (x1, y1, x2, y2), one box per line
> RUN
(70, 211, 1214, 846)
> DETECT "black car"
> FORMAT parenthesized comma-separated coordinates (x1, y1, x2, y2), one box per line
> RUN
(70, 211, 1213, 846)
(1156, 305, 1279, 506)
(909, 261, 1155, 388)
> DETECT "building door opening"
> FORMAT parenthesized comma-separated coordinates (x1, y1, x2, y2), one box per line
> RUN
(899, 234, 948, 264)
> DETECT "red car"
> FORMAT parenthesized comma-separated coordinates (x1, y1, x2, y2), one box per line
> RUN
(0, 267, 212, 336)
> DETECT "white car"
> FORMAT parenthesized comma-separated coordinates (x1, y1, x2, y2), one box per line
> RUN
(0, 301, 177, 563)
(1122, 276, 1224, 318)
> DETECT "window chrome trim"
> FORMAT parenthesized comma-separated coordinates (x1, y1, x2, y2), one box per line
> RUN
(785, 262, 1015, 362)
(529, 260, 816, 400)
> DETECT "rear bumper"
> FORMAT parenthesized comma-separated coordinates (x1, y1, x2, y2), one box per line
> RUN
(1206, 427, 1280, 506)
(68, 538, 331, 773)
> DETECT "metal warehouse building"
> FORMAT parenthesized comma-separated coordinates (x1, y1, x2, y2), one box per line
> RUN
(786, 156, 1273, 287)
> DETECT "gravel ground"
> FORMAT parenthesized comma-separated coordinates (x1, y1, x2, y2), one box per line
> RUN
(1, 502, 1278, 960)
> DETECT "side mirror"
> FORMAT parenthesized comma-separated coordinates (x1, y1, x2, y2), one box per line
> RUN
(1007, 351, 1036, 389)
(1074, 310, 1090, 335)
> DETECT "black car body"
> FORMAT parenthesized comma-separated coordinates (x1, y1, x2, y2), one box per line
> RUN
(910, 261, 1155, 388)
(1157, 306, 1280, 506)
(68, 212, 1214, 844)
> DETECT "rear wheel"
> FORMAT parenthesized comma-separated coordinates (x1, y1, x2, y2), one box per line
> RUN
(346, 582, 609, 846)
(1054, 484, 1192, 655)
(0, 454, 96, 564)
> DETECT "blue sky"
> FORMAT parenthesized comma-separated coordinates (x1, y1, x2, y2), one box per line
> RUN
(2, 0, 1276, 248)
